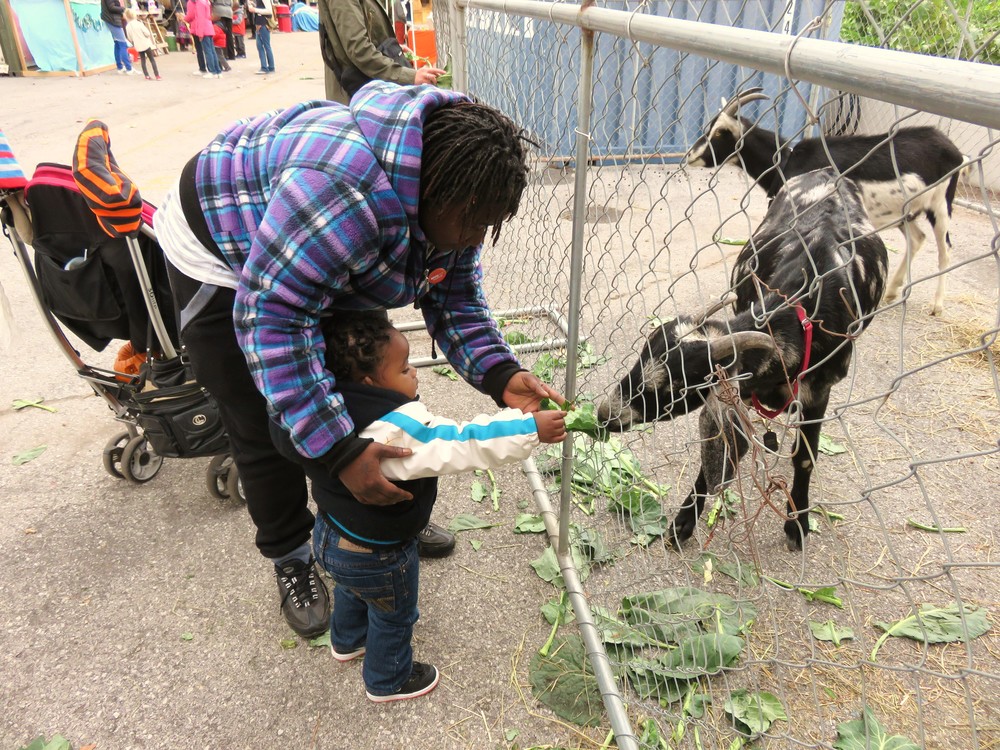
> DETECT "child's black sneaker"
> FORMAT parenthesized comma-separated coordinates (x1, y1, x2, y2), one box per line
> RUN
(366, 662, 439, 703)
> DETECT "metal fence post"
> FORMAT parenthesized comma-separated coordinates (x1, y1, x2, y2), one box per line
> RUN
(449, 0, 468, 93)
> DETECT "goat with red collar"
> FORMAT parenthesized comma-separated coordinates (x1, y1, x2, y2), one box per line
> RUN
(596, 167, 887, 551)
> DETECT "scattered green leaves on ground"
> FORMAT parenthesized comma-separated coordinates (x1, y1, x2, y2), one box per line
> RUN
(514, 513, 546, 533)
(818, 433, 848, 455)
(12, 398, 57, 413)
(810, 620, 855, 646)
(871, 603, 991, 660)
(541, 593, 576, 627)
(626, 633, 744, 703)
(529, 524, 611, 588)
(504, 330, 538, 346)
(906, 518, 966, 533)
(473, 469, 501, 510)
(529, 635, 604, 726)
(637, 716, 671, 749)
(180, 632, 194, 641)
(765, 576, 844, 608)
(469, 539, 483, 551)
(724, 690, 787, 736)
(280, 638, 297, 649)
(531, 351, 562, 384)
(608, 487, 670, 545)
(13, 445, 46, 465)
(833, 707, 919, 750)
(446, 513, 502, 533)
(431, 365, 458, 381)
(18, 737, 71, 750)
(691, 552, 759, 588)
(309, 631, 331, 648)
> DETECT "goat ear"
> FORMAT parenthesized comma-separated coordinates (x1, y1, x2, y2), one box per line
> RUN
(708, 331, 775, 362)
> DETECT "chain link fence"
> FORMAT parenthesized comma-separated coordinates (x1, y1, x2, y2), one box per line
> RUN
(427, 1, 999, 747)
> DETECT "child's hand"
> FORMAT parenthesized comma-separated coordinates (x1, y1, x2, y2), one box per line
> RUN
(533, 410, 567, 444)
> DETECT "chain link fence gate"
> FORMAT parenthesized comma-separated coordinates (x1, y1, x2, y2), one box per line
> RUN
(424, 0, 999, 747)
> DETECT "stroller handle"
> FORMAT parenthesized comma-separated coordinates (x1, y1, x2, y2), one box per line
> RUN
(72, 120, 144, 239)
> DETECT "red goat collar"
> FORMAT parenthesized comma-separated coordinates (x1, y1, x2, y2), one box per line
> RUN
(750, 303, 813, 419)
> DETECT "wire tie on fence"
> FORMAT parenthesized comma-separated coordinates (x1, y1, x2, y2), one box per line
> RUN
(783, 15, 825, 126)
(574, 128, 592, 141)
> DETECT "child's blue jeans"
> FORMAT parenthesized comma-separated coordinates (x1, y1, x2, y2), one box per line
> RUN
(313, 514, 420, 696)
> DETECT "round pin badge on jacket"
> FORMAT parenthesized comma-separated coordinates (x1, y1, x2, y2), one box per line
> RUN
(427, 268, 447, 284)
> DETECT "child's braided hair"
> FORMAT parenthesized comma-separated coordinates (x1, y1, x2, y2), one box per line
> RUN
(321, 312, 394, 383)
(420, 101, 533, 244)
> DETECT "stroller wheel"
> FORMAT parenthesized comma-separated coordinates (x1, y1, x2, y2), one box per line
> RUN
(120, 435, 164, 484)
(206, 454, 233, 499)
(226, 461, 246, 504)
(102, 431, 132, 479)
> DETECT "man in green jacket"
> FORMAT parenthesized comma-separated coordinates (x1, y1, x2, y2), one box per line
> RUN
(318, 0, 445, 104)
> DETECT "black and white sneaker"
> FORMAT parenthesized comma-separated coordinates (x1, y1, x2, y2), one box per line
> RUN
(366, 662, 440, 703)
(275, 557, 330, 638)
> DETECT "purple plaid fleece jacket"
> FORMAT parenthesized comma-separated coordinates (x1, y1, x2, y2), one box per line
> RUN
(193, 82, 520, 461)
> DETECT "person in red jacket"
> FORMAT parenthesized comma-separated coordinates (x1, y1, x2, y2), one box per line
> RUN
(213, 21, 233, 71)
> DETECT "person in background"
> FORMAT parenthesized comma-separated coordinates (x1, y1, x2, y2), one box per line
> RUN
(185, 0, 223, 78)
(124, 8, 162, 80)
(153, 82, 560, 642)
(251, 0, 275, 74)
(317, 0, 444, 104)
(392, 0, 407, 45)
(232, 0, 247, 58)
(213, 21, 233, 71)
(101, 0, 137, 75)
(212, 0, 236, 60)
(272, 312, 566, 702)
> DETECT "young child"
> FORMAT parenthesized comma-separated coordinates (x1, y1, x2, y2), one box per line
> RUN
(232, 0, 247, 58)
(212, 21, 232, 71)
(270, 312, 566, 703)
(124, 9, 161, 80)
(175, 12, 192, 52)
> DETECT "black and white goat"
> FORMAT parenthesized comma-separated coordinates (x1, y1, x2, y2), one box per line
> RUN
(596, 168, 887, 551)
(686, 88, 964, 315)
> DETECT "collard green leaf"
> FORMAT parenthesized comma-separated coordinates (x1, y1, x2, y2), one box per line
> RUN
(874, 603, 990, 645)
(446, 513, 501, 533)
(431, 365, 458, 381)
(624, 633, 743, 703)
(818, 433, 848, 455)
(541, 596, 576, 626)
(810, 620, 855, 646)
(12, 398, 57, 413)
(723, 690, 787, 736)
(691, 552, 760, 588)
(12, 445, 46, 465)
(529, 635, 605, 726)
(833, 707, 919, 750)
(17, 737, 70, 750)
(621, 588, 757, 641)
(469, 539, 483, 551)
(470, 480, 488, 503)
(309, 631, 332, 648)
(514, 513, 546, 533)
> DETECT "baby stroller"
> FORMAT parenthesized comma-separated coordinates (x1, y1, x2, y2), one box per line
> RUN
(0, 122, 243, 500)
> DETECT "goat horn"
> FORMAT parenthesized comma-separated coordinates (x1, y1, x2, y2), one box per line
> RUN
(693, 292, 738, 326)
(708, 330, 776, 362)
(722, 87, 770, 117)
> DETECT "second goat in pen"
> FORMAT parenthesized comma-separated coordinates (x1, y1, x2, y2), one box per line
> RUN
(596, 168, 887, 551)
(685, 88, 965, 315)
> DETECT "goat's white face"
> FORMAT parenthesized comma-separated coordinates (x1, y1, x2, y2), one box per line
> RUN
(685, 111, 745, 168)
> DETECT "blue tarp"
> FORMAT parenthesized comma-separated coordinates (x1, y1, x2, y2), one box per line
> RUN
(291, 2, 319, 32)
(8, 0, 113, 72)
(468, 1, 845, 161)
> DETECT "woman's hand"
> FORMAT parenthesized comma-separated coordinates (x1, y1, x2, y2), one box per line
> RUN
(414, 67, 447, 86)
(338, 442, 414, 505)
(533, 410, 567, 444)
(502, 371, 565, 413)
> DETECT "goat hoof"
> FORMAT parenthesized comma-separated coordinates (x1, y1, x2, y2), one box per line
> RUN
(667, 519, 695, 550)
(930, 305, 944, 317)
(784, 520, 806, 551)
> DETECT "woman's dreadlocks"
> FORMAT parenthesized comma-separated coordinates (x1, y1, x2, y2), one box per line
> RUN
(420, 101, 532, 243)
(321, 312, 394, 383)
